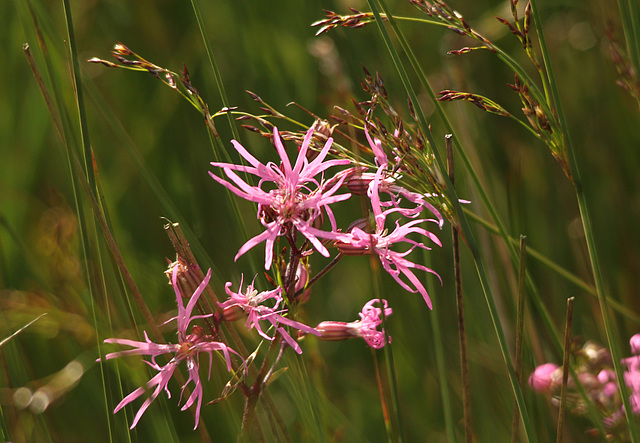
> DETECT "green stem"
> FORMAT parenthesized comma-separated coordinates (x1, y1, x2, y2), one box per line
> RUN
(556, 297, 574, 443)
(369, 252, 403, 442)
(367, 1, 535, 439)
(465, 210, 640, 323)
(512, 236, 527, 443)
(61, 0, 95, 188)
(529, 0, 639, 439)
(426, 274, 456, 442)
(448, 135, 472, 442)
(190, 0, 240, 142)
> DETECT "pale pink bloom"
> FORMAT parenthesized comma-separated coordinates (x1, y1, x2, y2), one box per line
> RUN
(339, 131, 444, 309)
(102, 268, 239, 429)
(622, 335, 640, 414)
(316, 204, 442, 309)
(364, 125, 390, 168)
(218, 277, 319, 354)
(209, 127, 351, 269)
(623, 335, 640, 414)
(528, 363, 561, 392)
(315, 299, 393, 349)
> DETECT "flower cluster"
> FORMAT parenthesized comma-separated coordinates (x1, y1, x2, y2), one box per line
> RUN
(103, 123, 446, 429)
(209, 125, 443, 307)
(529, 335, 640, 440)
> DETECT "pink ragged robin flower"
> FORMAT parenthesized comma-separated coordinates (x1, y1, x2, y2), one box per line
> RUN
(333, 214, 441, 308)
(346, 168, 444, 226)
(314, 299, 393, 349)
(101, 268, 240, 429)
(218, 276, 320, 354)
(323, 127, 444, 308)
(317, 183, 441, 309)
(363, 126, 444, 227)
(209, 127, 352, 270)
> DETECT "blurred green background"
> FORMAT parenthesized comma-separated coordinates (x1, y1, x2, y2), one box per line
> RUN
(2, 0, 640, 441)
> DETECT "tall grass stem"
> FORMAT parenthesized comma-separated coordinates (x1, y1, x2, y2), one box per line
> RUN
(447, 134, 472, 442)
(511, 235, 527, 443)
(190, 0, 240, 143)
(367, 1, 534, 439)
(529, 0, 639, 438)
(556, 297, 575, 443)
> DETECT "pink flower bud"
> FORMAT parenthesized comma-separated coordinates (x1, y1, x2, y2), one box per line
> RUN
(529, 363, 561, 392)
(630, 334, 640, 355)
(315, 321, 354, 341)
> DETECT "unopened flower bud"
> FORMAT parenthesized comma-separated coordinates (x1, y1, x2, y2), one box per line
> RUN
(529, 363, 561, 392)
(314, 321, 355, 341)
(295, 262, 311, 304)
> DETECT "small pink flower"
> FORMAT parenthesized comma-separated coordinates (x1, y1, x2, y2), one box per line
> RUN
(311, 127, 443, 308)
(528, 363, 560, 392)
(346, 170, 444, 225)
(315, 299, 393, 349)
(209, 127, 351, 269)
(321, 209, 441, 308)
(218, 276, 319, 354)
(350, 298, 393, 348)
(101, 268, 240, 429)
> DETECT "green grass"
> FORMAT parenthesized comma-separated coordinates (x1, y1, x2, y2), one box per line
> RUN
(3, 0, 640, 441)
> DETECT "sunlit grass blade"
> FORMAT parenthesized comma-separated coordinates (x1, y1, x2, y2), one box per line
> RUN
(363, 249, 404, 443)
(25, 0, 190, 438)
(617, 0, 640, 94)
(19, 0, 116, 439)
(0, 404, 8, 443)
(0, 313, 48, 349)
(556, 296, 575, 442)
(190, 0, 240, 144)
(283, 354, 329, 443)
